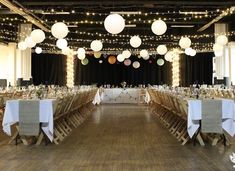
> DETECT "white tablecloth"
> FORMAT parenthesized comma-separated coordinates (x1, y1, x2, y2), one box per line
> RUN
(187, 99, 235, 138)
(100, 88, 144, 103)
(2, 99, 57, 142)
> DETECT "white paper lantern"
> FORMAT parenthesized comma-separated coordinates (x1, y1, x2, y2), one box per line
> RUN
(35, 47, 42, 54)
(25, 37, 36, 48)
(185, 48, 193, 56)
(213, 43, 223, 52)
(62, 47, 71, 55)
(81, 58, 89, 65)
(77, 53, 86, 60)
(151, 20, 167, 35)
(179, 37, 191, 49)
(157, 45, 167, 55)
(216, 35, 228, 45)
(117, 54, 125, 62)
(77, 48, 86, 55)
(164, 51, 174, 61)
(130, 36, 142, 48)
(90, 40, 103, 52)
(51, 22, 69, 39)
(99, 60, 103, 64)
(133, 61, 140, 69)
(190, 49, 197, 56)
(56, 39, 68, 49)
(157, 58, 165, 66)
(140, 49, 148, 58)
(143, 54, 150, 60)
(104, 14, 125, 34)
(30, 29, 45, 43)
(18, 41, 27, 50)
(122, 50, 131, 58)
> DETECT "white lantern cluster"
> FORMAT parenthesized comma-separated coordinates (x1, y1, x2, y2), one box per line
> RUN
(179, 37, 191, 49)
(117, 54, 125, 62)
(18, 29, 45, 51)
(104, 13, 125, 34)
(77, 47, 86, 60)
(122, 50, 131, 58)
(151, 19, 167, 35)
(62, 47, 71, 55)
(157, 45, 167, 55)
(90, 40, 103, 52)
(185, 48, 197, 56)
(130, 36, 142, 48)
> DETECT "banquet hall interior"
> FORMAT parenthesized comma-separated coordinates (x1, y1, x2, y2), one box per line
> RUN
(1, 0, 235, 170)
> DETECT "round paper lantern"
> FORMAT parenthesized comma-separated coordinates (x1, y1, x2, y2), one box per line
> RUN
(117, 54, 125, 62)
(164, 51, 173, 61)
(51, 22, 69, 39)
(216, 35, 228, 45)
(62, 47, 71, 55)
(108, 56, 116, 64)
(90, 40, 103, 52)
(185, 48, 193, 56)
(122, 50, 131, 58)
(157, 45, 167, 55)
(124, 59, 131, 66)
(30, 29, 45, 43)
(56, 39, 68, 49)
(157, 58, 165, 66)
(77, 48, 85, 55)
(140, 49, 148, 58)
(151, 19, 167, 35)
(213, 43, 223, 52)
(99, 60, 103, 64)
(104, 14, 125, 34)
(190, 49, 196, 56)
(81, 58, 89, 65)
(18, 41, 27, 50)
(132, 61, 140, 69)
(130, 36, 142, 48)
(94, 52, 102, 58)
(77, 53, 86, 60)
(35, 47, 42, 54)
(25, 37, 36, 48)
(143, 54, 150, 60)
(179, 37, 191, 49)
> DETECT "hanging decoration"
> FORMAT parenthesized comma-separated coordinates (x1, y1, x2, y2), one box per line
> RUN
(151, 19, 167, 35)
(104, 13, 125, 34)
(108, 56, 117, 64)
(130, 36, 142, 48)
(51, 22, 69, 39)
(90, 40, 103, 52)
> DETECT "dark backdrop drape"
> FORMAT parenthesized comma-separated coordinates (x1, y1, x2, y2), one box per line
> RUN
(32, 53, 66, 85)
(75, 55, 172, 86)
(180, 52, 213, 86)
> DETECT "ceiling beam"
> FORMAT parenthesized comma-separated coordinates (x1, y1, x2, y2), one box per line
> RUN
(198, 6, 235, 32)
(0, 0, 50, 32)
(20, 0, 235, 6)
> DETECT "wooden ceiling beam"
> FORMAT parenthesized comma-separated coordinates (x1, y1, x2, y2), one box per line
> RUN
(0, 0, 50, 32)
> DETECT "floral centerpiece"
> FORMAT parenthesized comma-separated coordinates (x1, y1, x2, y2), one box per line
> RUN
(36, 85, 44, 99)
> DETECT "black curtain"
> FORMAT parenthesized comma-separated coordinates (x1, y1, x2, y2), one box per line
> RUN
(180, 52, 213, 86)
(32, 53, 66, 86)
(75, 54, 172, 86)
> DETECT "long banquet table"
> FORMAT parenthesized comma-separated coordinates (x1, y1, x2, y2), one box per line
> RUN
(97, 88, 150, 104)
(148, 88, 235, 145)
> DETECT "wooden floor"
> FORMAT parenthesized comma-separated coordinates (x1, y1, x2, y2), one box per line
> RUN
(0, 104, 235, 171)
